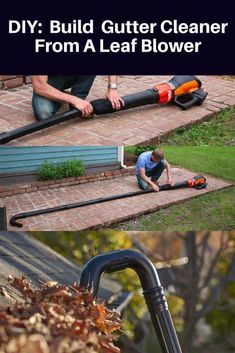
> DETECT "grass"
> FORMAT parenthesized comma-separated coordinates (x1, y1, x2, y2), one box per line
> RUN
(124, 108, 235, 148)
(125, 145, 139, 155)
(120, 145, 235, 231)
(163, 146, 235, 182)
(123, 109, 235, 231)
(116, 187, 235, 231)
(161, 107, 235, 145)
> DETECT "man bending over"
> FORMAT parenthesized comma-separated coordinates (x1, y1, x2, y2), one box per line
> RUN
(136, 149, 174, 192)
(32, 76, 123, 120)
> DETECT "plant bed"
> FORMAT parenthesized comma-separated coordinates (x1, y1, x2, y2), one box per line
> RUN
(0, 276, 121, 353)
(38, 160, 85, 181)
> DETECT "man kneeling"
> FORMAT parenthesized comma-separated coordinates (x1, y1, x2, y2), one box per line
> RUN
(136, 149, 174, 192)
(31, 75, 123, 121)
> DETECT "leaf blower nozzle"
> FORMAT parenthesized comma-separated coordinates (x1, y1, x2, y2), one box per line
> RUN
(80, 249, 183, 353)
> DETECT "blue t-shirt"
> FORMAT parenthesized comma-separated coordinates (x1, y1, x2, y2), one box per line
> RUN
(136, 151, 165, 175)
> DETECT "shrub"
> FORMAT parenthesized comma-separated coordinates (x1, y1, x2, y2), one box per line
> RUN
(38, 159, 85, 181)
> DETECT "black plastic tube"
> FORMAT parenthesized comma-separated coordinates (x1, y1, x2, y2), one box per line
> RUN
(80, 249, 183, 353)
(9, 180, 190, 228)
(0, 89, 158, 145)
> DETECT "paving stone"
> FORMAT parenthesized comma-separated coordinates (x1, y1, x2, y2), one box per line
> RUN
(0, 168, 231, 231)
(0, 76, 234, 146)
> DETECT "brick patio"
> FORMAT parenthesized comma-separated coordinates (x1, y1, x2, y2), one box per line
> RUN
(0, 168, 231, 231)
(0, 76, 235, 146)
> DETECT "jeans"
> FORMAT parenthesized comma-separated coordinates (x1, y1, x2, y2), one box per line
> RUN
(136, 160, 166, 190)
(32, 76, 96, 120)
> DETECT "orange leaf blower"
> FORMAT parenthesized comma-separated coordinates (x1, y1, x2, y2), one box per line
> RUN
(154, 75, 207, 109)
(0, 76, 207, 145)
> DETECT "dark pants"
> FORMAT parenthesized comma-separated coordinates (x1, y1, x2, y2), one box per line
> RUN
(136, 161, 166, 190)
(32, 75, 96, 120)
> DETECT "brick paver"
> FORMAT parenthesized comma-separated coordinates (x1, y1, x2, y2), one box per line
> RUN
(0, 168, 231, 231)
(0, 76, 235, 146)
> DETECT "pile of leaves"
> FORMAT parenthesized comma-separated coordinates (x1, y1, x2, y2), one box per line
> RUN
(0, 276, 122, 353)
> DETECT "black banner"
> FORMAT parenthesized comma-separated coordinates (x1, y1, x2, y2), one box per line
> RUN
(0, 0, 234, 74)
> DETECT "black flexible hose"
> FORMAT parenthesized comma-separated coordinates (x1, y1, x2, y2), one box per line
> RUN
(80, 249, 183, 353)
(0, 89, 158, 145)
(10, 189, 153, 227)
(9, 180, 191, 227)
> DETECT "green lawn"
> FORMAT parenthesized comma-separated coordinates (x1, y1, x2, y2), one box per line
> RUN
(163, 146, 235, 182)
(161, 107, 235, 145)
(119, 145, 235, 230)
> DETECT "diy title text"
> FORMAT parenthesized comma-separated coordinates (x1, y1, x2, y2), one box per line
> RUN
(8, 19, 229, 54)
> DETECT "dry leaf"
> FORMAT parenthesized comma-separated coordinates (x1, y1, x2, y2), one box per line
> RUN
(0, 277, 122, 353)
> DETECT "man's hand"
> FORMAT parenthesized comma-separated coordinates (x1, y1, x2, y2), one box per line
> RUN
(167, 177, 174, 186)
(152, 183, 160, 192)
(106, 89, 124, 110)
(70, 96, 93, 117)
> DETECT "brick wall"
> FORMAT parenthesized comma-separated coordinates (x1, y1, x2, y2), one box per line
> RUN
(0, 167, 135, 197)
(0, 76, 31, 90)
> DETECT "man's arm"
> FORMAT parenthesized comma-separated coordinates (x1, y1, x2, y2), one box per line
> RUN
(165, 161, 174, 185)
(139, 167, 159, 192)
(106, 75, 124, 110)
(32, 76, 93, 117)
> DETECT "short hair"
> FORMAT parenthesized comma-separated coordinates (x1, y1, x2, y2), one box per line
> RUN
(152, 149, 164, 160)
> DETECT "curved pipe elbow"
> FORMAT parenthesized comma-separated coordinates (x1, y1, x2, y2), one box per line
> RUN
(80, 249, 161, 297)
(9, 215, 23, 228)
